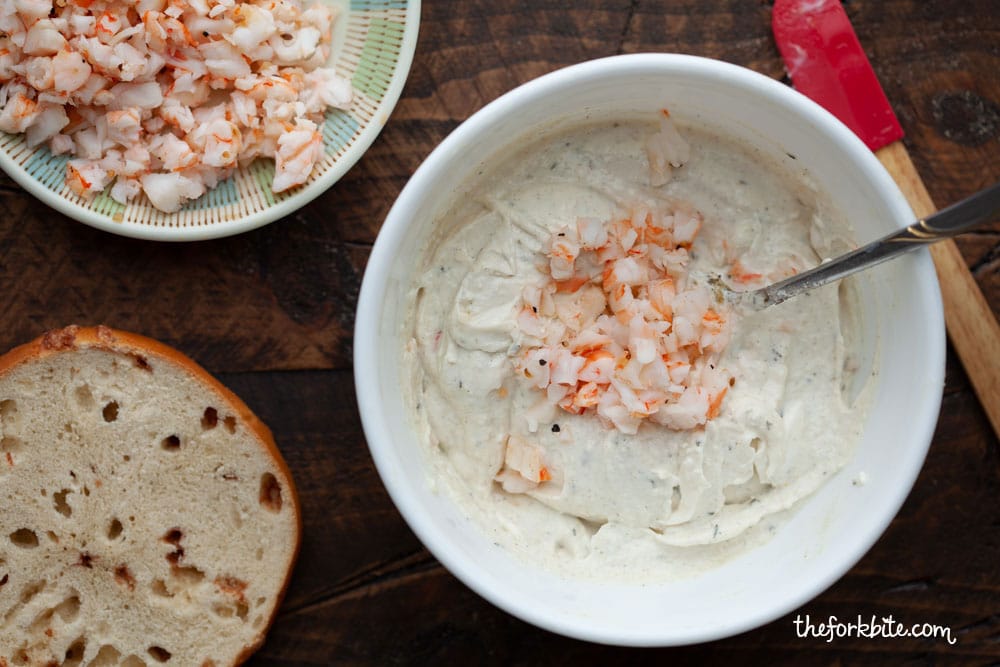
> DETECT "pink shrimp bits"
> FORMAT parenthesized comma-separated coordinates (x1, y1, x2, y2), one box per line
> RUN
(515, 204, 734, 434)
(0, 0, 352, 212)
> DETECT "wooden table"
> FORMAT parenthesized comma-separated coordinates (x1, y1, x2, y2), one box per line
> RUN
(2, 0, 998, 662)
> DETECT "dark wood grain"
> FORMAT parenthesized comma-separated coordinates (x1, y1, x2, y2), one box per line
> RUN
(0, 0, 998, 663)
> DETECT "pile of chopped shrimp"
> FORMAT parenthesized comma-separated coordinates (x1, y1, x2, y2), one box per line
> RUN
(514, 205, 734, 435)
(0, 0, 352, 212)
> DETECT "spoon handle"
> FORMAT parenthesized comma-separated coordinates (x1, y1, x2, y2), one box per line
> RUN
(760, 181, 1000, 307)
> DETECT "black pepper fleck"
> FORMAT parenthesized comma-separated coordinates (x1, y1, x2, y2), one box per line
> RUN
(551, 424, 560, 433)
(539, 359, 547, 366)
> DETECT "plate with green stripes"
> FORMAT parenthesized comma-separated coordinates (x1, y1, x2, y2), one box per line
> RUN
(0, 0, 420, 240)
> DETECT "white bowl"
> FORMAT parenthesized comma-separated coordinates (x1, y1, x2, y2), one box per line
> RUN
(354, 54, 944, 646)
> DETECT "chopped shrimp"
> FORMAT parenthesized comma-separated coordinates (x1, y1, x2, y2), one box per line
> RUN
(514, 201, 735, 434)
(25, 105, 69, 147)
(15, 0, 54, 23)
(494, 435, 552, 494)
(1, 0, 352, 212)
(0, 90, 40, 133)
(52, 50, 92, 93)
(271, 119, 322, 192)
(23, 56, 55, 91)
(23, 21, 68, 57)
(67, 159, 111, 196)
(645, 108, 691, 187)
(139, 172, 205, 212)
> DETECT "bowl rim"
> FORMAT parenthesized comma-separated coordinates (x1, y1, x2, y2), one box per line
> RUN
(354, 52, 945, 646)
(0, 0, 422, 242)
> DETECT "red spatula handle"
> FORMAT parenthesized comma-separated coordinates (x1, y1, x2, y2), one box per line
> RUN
(772, 0, 904, 151)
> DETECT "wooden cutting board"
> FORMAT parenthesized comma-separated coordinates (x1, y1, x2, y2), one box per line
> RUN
(877, 142, 1000, 437)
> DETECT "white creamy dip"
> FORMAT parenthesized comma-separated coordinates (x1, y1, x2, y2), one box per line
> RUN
(402, 118, 872, 582)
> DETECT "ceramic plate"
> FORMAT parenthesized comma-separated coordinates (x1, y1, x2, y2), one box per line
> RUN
(0, 0, 420, 240)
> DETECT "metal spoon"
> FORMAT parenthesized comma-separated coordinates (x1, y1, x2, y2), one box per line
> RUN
(729, 181, 1000, 309)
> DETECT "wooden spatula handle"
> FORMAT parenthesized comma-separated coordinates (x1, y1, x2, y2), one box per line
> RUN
(877, 140, 1000, 438)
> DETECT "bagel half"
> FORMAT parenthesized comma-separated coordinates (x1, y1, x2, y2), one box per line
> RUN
(0, 326, 300, 666)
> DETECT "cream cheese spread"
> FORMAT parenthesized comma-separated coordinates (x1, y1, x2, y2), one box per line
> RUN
(402, 118, 871, 582)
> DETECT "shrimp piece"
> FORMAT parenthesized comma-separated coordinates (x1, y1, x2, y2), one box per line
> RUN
(517, 348, 551, 389)
(545, 382, 570, 408)
(647, 277, 676, 319)
(300, 4, 335, 35)
(228, 90, 258, 128)
(23, 20, 67, 56)
(139, 171, 205, 212)
(268, 26, 320, 63)
(671, 315, 697, 348)
(25, 104, 69, 146)
(49, 132, 74, 154)
(672, 209, 702, 248)
(699, 309, 727, 351)
(235, 73, 299, 102)
(110, 177, 141, 204)
(648, 244, 688, 276)
(0, 44, 19, 83)
(14, 0, 53, 23)
(571, 327, 612, 356)
(23, 56, 55, 90)
(628, 313, 657, 364)
(271, 120, 322, 192)
(494, 435, 550, 494)
(665, 357, 690, 385)
(547, 228, 580, 281)
(113, 42, 151, 82)
(653, 386, 709, 430)
(71, 36, 116, 73)
(198, 39, 252, 79)
(200, 117, 242, 168)
(71, 73, 110, 105)
(228, 4, 277, 51)
(516, 305, 545, 340)
(207, 0, 234, 19)
(52, 50, 92, 93)
(66, 14, 96, 37)
(149, 133, 197, 171)
(596, 390, 641, 434)
(109, 81, 162, 109)
(72, 126, 106, 160)
(605, 257, 648, 288)
(548, 348, 585, 386)
(606, 280, 634, 316)
(0, 92, 41, 133)
(576, 216, 608, 249)
(185, 0, 210, 15)
(645, 108, 690, 187)
(94, 11, 123, 43)
(159, 99, 196, 133)
(120, 143, 151, 177)
(578, 349, 615, 384)
(106, 108, 142, 145)
(300, 67, 352, 112)
(572, 382, 601, 410)
(66, 159, 111, 197)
